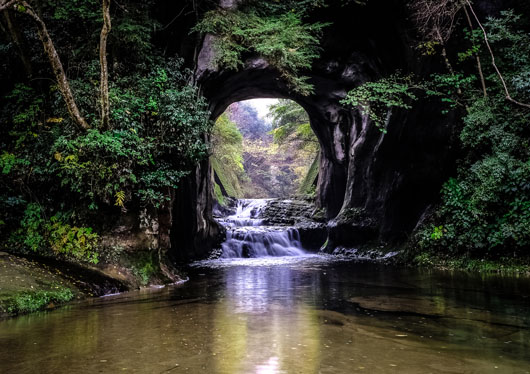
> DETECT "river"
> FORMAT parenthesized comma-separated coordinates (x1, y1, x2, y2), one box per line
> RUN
(0, 200, 529, 373)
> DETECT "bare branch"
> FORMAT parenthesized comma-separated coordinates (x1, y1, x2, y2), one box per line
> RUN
(463, 5, 487, 98)
(466, 1, 530, 109)
(409, 0, 465, 44)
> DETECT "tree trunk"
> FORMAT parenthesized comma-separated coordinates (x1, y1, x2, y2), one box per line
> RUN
(19, 1, 91, 130)
(99, 0, 111, 129)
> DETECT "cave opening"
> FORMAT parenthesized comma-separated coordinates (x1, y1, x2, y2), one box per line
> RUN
(211, 98, 320, 201)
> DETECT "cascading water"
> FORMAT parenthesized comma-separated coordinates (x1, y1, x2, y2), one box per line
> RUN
(218, 199, 306, 258)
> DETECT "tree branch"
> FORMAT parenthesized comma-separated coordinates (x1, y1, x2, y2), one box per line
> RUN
(19, 1, 91, 129)
(0, 0, 17, 12)
(463, 5, 487, 98)
(466, 1, 530, 109)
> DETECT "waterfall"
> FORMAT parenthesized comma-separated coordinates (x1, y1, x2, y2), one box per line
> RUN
(218, 199, 306, 258)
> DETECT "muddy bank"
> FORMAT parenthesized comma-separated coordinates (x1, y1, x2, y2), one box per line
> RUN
(0, 252, 127, 318)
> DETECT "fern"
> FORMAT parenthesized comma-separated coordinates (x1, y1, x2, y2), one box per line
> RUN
(115, 190, 126, 207)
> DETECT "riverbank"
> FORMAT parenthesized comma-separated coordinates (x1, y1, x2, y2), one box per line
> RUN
(322, 244, 530, 276)
(0, 252, 129, 319)
(408, 251, 530, 275)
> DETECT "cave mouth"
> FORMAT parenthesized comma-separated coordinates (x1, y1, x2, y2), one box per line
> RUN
(211, 98, 320, 201)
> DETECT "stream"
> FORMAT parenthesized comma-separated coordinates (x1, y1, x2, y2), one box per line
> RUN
(1, 199, 529, 373)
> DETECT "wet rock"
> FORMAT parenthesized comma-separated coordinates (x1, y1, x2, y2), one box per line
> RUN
(261, 199, 318, 225)
(295, 221, 328, 251)
(331, 247, 398, 262)
(213, 197, 237, 218)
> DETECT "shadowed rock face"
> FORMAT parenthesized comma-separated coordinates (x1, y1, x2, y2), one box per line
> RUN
(168, 0, 508, 260)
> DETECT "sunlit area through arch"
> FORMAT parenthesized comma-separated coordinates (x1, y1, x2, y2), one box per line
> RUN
(210, 99, 320, 203)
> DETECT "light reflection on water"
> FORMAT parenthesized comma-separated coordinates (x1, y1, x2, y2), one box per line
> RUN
(0, 255, 529, 373)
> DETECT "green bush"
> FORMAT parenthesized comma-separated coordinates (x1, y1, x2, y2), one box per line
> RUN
(11, 203, 100, 263)
(51, 59, 212, 210)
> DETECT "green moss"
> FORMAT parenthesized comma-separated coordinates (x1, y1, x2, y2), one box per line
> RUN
(130, 251, 157, 286)
(2, 287, 74, 315)
(298, 153, 320, 195)
(210, 113, 246, 199)
(211, 157, 240, 198)
(214, 182, 226, 206)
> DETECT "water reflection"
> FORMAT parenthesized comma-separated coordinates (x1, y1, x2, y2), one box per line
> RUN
(213, 264, 320, 373)
(0, 257, 529, 373)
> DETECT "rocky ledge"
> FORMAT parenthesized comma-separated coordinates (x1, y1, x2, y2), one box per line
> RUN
(261, 199, 328, 251)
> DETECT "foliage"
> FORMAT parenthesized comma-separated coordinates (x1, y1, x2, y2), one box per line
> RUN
(269, 99, 314, 144)
(484, 10, 530, 101)
(412, 252, 530, 274)
(213, 182, 226, 206)
(0, 2, 211, 261)
(413, 11, 530, 257)
(47, 216, 100, 264)
(341, 74, 422, 132)
(193, 3, 328, 95)
(12, 203, 100, 263)
(130, 251, 157, 286)
(1, 60, 211, 211)
(267, 99, 320, 195)
(228, 102, 269, 140)
(49, 59, 211, 209)
(211, 157, 242, 199)
(5, 287, 74, 315)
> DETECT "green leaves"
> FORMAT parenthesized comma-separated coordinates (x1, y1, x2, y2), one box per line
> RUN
(47, 216, 99, 264)
(50, 59, 212, 209)
(417, 94, 530, 256)
(193, 7, 328, 95)
(7, 288, 74, 315)
(114, 191, 126, 207)
(431, 226, 445, 240)
(12, 204, 100, 263)
(268, 99, 316, 148)
(341, 74, 420, 132)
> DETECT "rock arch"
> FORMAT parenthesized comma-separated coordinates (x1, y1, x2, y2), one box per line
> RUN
(170, 0, 458, 260)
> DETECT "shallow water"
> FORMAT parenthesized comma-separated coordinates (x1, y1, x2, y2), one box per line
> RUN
(1, 255, 529, 373)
